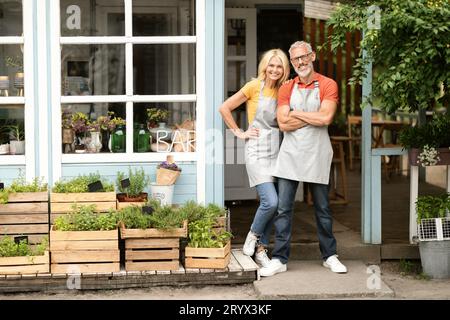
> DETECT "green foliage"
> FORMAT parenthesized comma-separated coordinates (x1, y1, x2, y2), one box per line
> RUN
(326, 0, 450, 113)
(0, 172, 47, 204)
(399, 113, 450, 149)
(5, 123, 25, 141)
(415, 193, 450, 222)
(52, 173, 114, 193)
(177, 201, 227, 226)
(0, 236, 48, 257)
(148, 205, 185, 229)
(116, 167, 150, 197)
(146, 108, 169, 126)
(117, 205, 150, 229)
(54, 204, 119, 231)
(188, 218, 232, 248)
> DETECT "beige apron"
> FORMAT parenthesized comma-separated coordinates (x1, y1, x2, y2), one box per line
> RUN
(245, 81, 281, 188)
(272, 81, 333, 184)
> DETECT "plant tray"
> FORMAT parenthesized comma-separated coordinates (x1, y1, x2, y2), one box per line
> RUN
(0, 192, 49, 245)
(184, 241, 231, 269)
(49, 226, 120, 273)
(0, 251, 49, 275)
(50, 192, 116, 223)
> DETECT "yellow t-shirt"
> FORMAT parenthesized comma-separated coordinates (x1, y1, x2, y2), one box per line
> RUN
(240, 79, 278, 125)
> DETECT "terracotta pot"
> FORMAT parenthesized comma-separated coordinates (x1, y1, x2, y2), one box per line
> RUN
(409, 147, 450, 166)
(117, 192, 148, 202)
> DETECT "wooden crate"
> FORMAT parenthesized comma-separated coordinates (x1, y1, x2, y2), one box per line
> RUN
(0, 192, 49, 245)
(50, 192, 116, 223)
(0, 251, 50, 275)
(184, 241, 231, 269)
(212, 215, 227, 233)
(120, 221, 187, 271)
(50, 226, 120, 273)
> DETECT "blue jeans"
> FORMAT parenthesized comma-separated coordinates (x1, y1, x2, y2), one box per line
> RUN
(250, 182, 278, 247)
(272, 178, 337, 264)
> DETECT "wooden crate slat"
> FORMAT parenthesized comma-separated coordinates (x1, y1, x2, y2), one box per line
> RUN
(50, 202, 116, 214)
(0, 252, 49, 266)
(125, 238, 179, 249)
(120, 221, 188, 239)
(185, 242, 230, 258)
(50, 240, 118, 251)
(50, 262, 120, 274)
(50, 192, 116, 202)
(231, 249, 259, 272)
(125, 261, 179, 272)
(185, 253, 231, 269)
(0, 202, 48, 214)
(0, 264, 50, 275)
(0, 224, 49, 235)
(126, 249, 179, 261)
(0, 214, 48, 224)
(228, 251, 244, 272)
(50, 228, 118, 241)
(7, 192, 48, 203)
(51, 250, 120, 263)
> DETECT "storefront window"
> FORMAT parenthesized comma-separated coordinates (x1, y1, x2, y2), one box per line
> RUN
(61, 44, 125, 96)
(61, 103, 126, 154)
(58, 0, 197, 157)
(0, 105, 25, 155)
(133, 44, 195, 95)
(0, 44, 24, 97)
(0, 0, 22, 36)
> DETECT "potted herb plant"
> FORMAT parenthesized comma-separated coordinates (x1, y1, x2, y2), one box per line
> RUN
(415, 193, 450, 279)
(51, 173, 116, 223)
(117, 204, 187, 271)
(116, 167, 150, 208)
(51, 204, 120, 273)
(146, 107, 172, 143)
(0, 235, 49, 275)
(0, 174, 49, 246)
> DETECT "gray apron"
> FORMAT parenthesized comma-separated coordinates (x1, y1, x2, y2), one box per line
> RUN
(245, 81, 281, 188)
(272, 80, 333, 184)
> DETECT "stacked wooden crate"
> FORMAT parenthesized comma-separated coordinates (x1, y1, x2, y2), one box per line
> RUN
(50, 226, 120, 273)
(120, 221, 187, 271)
(184, 241, 231, 269)
(0, 251, 50, 275)
(0, 192, 49, 245)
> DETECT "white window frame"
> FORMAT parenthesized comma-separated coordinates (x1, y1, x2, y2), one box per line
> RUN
(51, 0, 206, 202)
(0, 0, 35, 181)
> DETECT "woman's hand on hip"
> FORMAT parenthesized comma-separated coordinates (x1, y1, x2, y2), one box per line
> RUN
(236, 127, 259, 140)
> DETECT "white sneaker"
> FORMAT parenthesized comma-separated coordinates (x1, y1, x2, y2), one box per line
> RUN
(254, 249, 271, 268)
(323, 255, 347, 273)
(259, 259, 287, 277)
(243, 231, 258, 256)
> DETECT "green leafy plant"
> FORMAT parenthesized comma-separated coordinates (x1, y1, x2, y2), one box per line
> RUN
(5, 123, 24, 141)
(188, 218, 232, 248)
(117, 205, 150, 229)
(0, 172, 47, 204)
(116, 167, 150, 198)
(148, 205, 185, 229)
(326, 0, 449, 113)
(415, 193, 450, 222)
(146, 108, 169, 128)
(54, 204, 118, 231)
(52, 173, 114, 193)
(399, 113, 450, 149)
(0, 235, 48, 257)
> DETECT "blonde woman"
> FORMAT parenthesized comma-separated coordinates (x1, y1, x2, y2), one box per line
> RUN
(219, 49, 292, 267)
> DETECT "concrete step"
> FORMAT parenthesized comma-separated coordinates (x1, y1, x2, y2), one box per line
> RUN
(253, 260, 394, 299)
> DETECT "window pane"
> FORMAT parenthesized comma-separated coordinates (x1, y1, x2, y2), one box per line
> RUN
(61, 103, 126, 154)
(227, 19, 246, 56)
(134, 44, 195, 95)
(132, 0, 195, 36)
(60, 0, 124, 36)
(61, 44, 125, 96)
(134, 102, 196, 153)
(0, 105, 25, 155)
(0, 44, 24, 97)
(0, 0, 22, 36)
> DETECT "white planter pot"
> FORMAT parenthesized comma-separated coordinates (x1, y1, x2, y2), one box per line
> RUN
(9, 140, 25, 155)
(150, 183, 174, 206)
(0, 143, 9, 155)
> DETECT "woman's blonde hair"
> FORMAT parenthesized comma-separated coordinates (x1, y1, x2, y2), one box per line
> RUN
(257, 49, 290, 88)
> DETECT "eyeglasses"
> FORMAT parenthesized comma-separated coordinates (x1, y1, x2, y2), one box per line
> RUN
(290, 52, 313, 65)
